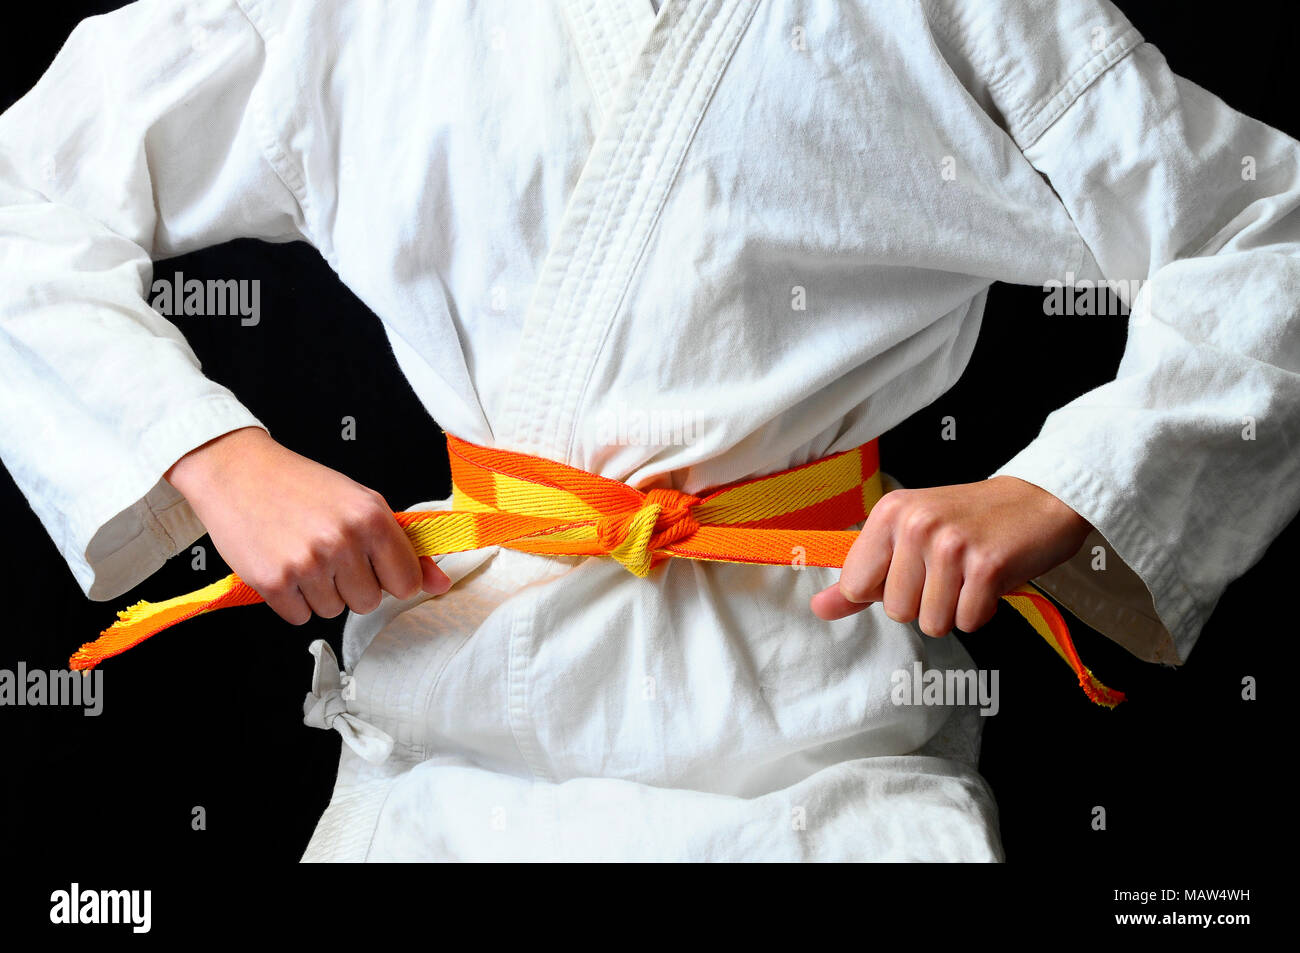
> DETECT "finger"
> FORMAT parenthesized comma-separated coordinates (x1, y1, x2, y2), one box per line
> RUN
(917, 554, 961, 638)
(420, 556, 452, 595)
(954, 576, 1001, 633)
(263, 586, 313, 626)
(881, 539, 925, 624)
(334, 551, 385, 614)
(838, 523, 892, 605)
(368, 516, 425, 600)
(298, 572, 348, 619)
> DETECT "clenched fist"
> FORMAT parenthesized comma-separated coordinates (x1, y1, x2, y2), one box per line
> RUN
(810, 476, 1092, 637)
(165, 427, 450, 625)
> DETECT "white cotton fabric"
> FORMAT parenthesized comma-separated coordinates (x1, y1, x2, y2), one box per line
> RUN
(2, 0, 1297, 861)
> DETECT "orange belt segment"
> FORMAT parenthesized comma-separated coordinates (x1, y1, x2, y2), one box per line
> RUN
(69, 434, 1125, 707)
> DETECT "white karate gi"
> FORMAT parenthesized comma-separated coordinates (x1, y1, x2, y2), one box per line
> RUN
(2, 0, 1297, 861)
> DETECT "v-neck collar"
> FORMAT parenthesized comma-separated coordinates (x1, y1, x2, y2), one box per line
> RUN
(499, 0, 758, 464)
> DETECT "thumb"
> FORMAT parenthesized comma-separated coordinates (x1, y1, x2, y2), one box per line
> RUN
(810, 582, 880, 620)
(420, 555, 453, 595)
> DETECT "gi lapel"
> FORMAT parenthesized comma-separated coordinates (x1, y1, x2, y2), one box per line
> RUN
(501, 0, 758, 464)
(559, 0, 661, 121)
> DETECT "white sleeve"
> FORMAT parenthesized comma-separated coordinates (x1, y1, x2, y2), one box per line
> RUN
(983, 36, 1300, 663)
(0, 0, 308, 600)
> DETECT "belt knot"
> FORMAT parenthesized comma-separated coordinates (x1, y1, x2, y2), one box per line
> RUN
(595, 487, 702, 577)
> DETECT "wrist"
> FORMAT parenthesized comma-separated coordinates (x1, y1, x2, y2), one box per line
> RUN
(991, 474, 1092, 539)
(164, 426, 273, 499)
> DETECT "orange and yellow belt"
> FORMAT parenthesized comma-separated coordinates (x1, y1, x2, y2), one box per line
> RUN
(69, 434, 1125, 707)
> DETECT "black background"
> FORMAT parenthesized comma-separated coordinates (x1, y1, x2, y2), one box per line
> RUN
(0, 0, 1288, 928)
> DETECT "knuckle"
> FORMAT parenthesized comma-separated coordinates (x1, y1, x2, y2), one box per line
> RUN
(883, 600, 916, 624)
(839, 573, 869, 604)
(873, 491, 903, 519)
(261, 568, 296, 596)
(956, 602, 994, 633)
(931, 528, 965, 562)
(350, 511, 382, 538)
(341, 511, 374, 542)
(318, 601, 345, 620)
(309, 529, 347, 560)
(901, 506, 939, 540)
(244, 570, 273, 596)
(965, 551, 1005, 587)
(335, 518, 362, 544)
(360, 498, 394, 529)
(390, 576, 420, 600)
(273, 601, 310, 625)
(351, 593, 383, 614)
(287, 553, 321, 580)
(920, 618, 950, 638)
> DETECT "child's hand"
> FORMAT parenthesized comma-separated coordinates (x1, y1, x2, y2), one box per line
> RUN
(810, 476, 1092, 637)
(164, 427, 451, 625)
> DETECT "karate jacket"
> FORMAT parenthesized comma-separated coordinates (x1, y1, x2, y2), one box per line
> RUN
(2, 0, 1297, 860)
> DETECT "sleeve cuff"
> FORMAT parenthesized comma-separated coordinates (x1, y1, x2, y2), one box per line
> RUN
(990, 435, 1209, 665)
(72, 393, 269, 601)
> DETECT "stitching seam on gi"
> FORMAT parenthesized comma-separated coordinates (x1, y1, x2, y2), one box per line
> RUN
(510, 0, 751, 459)
(412, 628, 479, 761)
(587, 0, 635, 102)
(361, 775, 400, 863)
(561, 0, 761, 464)
(137, 492, 175, 552)
(1068, 229, 1090, 285)
(920, 2, 1143, 153)
(560, 0, 613, 119)
(230, 0, 328, 262)
(506, 601, 555, 781)
(539, 0, 712, 455)
(1015, 27, 1144, 150)
(506, 0, 711, 454)
(517, 1, 707, 452)
(920, 1, 1017, 134)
